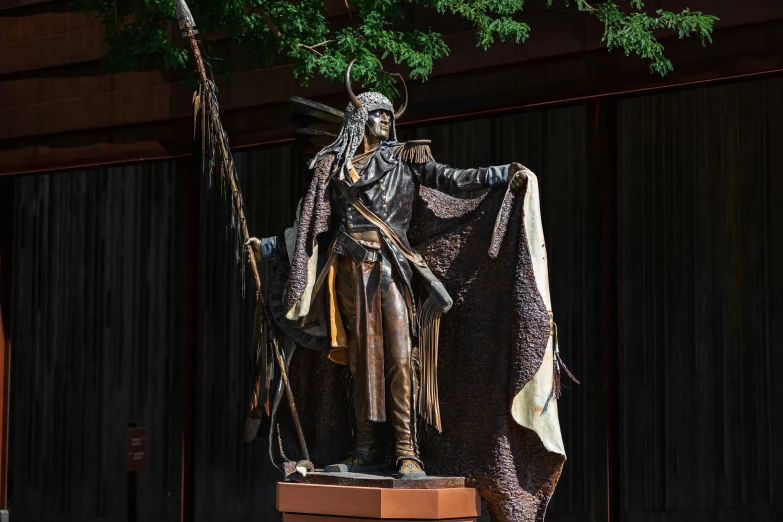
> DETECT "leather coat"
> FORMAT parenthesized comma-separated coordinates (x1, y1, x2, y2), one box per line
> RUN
(325, 142, 510, 325)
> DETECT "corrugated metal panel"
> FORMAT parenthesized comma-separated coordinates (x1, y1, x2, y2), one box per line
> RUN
(192, 146, 308, 522)
(9, 162, 185, 521)
(17, 76, 783, 522)
(616, 76, 783, 522)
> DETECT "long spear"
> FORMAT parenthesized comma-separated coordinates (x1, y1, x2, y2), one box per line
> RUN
(173, 0, 311, 466)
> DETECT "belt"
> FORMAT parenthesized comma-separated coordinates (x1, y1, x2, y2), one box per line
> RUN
(335, 232, 381, 264)
(348, 229, 381, 243)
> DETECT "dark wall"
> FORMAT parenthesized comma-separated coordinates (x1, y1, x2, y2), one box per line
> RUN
(192, 147, 307, 522)
(9, 163, 187, 522)
(616, 76, 783, 522)
(9, 74, 783, 522)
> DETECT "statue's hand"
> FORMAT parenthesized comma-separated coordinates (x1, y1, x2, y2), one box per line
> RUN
(245, 237, 262, 261)
(509, 162, 527, 193)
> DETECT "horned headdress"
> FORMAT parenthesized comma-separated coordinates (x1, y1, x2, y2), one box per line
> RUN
(299, 60, 408, 170)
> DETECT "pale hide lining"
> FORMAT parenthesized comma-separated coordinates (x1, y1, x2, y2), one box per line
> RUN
(512, 169, 566, 458)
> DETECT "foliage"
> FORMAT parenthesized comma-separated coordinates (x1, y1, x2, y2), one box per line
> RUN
(73, 0, 718, 98)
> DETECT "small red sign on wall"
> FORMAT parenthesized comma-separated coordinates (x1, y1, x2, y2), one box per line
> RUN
(127, 427, 147, 472)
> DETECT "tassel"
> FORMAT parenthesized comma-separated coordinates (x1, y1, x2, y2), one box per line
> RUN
(394, 140, 434, 164)
(550, 315, 580, 401)
(556, 351, 579, 387)
(244, 301, 272, 442)
(417, 297, 442, 432)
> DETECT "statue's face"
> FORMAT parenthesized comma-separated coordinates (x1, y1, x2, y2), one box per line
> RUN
(366, 110, 392, 141)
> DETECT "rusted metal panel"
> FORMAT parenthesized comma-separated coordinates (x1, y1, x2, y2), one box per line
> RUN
(616, 76, 783, 521)
(2, 38, 782, 175)
(0, 1, 57, 12)
(0, 26, 103, 75)
(0, 2, 89, 43)
(2, 0, 783, 173)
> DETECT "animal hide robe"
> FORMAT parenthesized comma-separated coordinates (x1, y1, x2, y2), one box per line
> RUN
(280, 170, 566, 522)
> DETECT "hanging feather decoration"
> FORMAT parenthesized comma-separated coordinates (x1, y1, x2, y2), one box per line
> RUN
(174, 0, 312, 469)
(175, 1, 254, 289)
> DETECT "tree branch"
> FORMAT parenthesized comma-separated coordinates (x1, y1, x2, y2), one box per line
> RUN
(248, 6, 282, 38)
(296, 43, 324, 57)
(309, 39, 335, 49)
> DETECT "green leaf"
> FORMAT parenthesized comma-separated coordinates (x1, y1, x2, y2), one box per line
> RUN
(75, 0, 717, 89)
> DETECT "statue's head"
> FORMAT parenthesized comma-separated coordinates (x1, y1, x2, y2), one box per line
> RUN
(343, 60, 407, 144)
(366, 109, 392, 141)
(310, 60, 408, 169)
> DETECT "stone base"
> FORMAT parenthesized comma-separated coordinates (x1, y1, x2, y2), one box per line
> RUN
(277, 478, 479, 522)
(287, 471, 465, 489)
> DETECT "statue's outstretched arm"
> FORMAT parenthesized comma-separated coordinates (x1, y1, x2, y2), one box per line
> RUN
(412, 160, 527, 194)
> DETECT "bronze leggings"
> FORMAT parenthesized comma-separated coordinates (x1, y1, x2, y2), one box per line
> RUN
(336, 252, 415, 460)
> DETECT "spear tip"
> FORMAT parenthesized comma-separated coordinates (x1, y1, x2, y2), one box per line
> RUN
(174, 0, 199, 35)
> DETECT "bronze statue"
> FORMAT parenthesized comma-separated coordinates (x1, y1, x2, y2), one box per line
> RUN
(174, 0, 570, 516)
(242, 62, 575, 520)
(248, 59, 562, 480)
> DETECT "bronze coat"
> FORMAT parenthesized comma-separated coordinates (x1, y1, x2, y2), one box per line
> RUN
(285, 142, 510, 326)
(280, 151, 565, 522)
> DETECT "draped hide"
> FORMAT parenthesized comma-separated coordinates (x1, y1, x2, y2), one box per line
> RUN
(280, 171, 565, 522)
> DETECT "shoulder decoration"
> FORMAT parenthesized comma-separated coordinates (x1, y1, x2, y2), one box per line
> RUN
(394, 139, 434, 164)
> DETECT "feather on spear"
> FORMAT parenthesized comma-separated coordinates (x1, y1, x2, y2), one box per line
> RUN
(174, 0, 312, 468)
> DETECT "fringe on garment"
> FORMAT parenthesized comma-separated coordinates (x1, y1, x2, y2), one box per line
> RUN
(394, 140, 434, 164)
(244, 299, 273, 442)
(416, 296, 443, 432)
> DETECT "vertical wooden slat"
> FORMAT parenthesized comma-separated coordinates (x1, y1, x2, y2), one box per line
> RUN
(166, 157, 197, 522)
(584, 99, 617, 522)
(0, 175, 15, 511)
(193, 145, 308, 522)
(9, 163, 184, 522)
(182, 157, 197, 522)
(764, 73, 783, 519)
(616, 75, 783, 522)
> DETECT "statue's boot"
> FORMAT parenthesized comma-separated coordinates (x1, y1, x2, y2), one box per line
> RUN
(397, 458, 426, 479)
(382, 264, 426, 480)
(325, 419, 384, 473)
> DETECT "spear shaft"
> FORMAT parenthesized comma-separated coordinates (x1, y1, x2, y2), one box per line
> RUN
(174, 0, 310, 464)
(178, 10, 262, 293)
